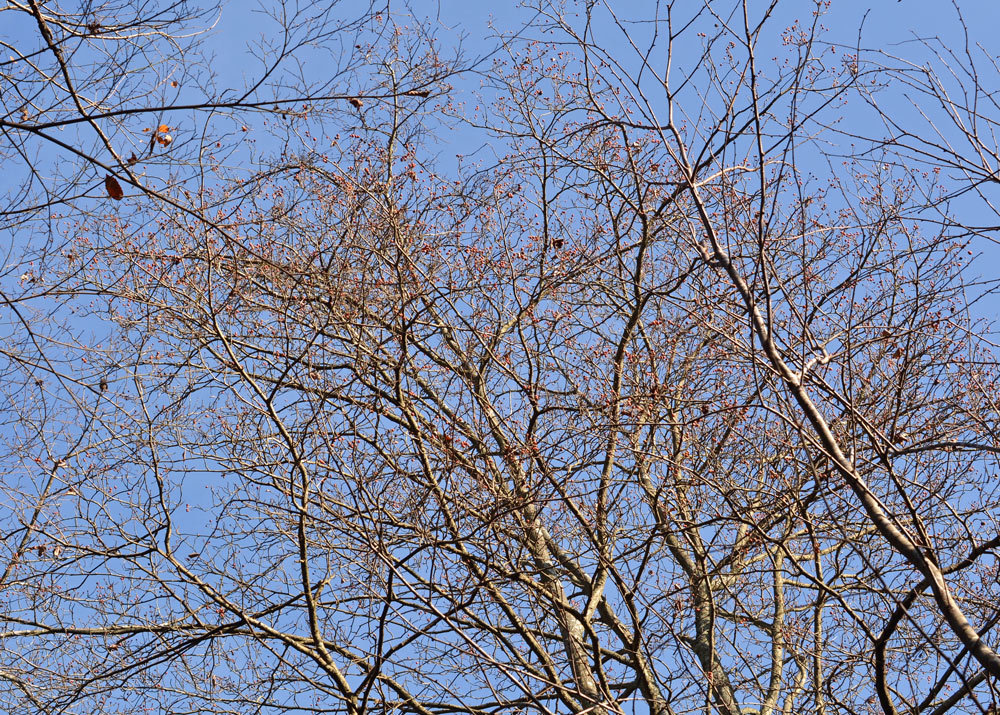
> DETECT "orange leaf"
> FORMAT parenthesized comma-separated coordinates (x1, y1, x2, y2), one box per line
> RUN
(157, 124, 170, 134)
(348, 97, 363, 109)
(104, 175, 124, 200)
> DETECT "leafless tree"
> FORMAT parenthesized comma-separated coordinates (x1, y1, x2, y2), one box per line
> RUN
(3, 1, 1000, 714)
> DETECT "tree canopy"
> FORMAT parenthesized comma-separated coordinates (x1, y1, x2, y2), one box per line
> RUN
(2, 2, 1000, 714)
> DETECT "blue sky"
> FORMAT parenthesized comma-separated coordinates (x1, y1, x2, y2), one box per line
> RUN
(3, 1, 1000, 712)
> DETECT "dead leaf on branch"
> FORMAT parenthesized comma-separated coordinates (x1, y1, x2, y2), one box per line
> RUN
(104, 175, 124, 200)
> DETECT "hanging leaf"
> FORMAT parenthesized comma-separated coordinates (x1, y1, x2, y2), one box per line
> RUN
(104, 174, 124, 200)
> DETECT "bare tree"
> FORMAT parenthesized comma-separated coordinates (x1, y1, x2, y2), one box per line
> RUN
(3, 1, 1000, 714)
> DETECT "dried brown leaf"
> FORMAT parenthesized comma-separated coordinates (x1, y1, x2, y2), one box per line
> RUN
(104, 175, 124, 200)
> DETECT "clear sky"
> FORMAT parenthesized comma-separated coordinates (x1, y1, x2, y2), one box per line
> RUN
(4, 2, 1000, 712)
